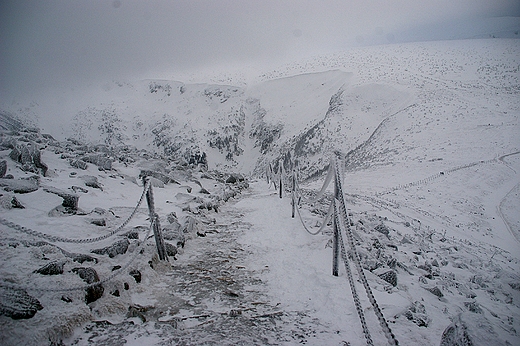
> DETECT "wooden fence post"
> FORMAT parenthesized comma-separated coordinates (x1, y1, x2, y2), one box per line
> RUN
(143, 177, 168, 262)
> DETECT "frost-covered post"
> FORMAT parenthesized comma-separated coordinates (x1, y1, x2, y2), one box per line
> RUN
(279, 160, 283, 199)
(143, 177, 168, 262)
(332, 158, 340, 277)
(291, 168, 296, 218)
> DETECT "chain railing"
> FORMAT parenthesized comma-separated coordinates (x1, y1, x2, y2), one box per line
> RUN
(0, 176, 168, 292)
(269, 153, 399, 345)
(0, 179, 151, 244)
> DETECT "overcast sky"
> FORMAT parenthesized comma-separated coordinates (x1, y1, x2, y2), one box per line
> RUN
(1, 0, 519, 102)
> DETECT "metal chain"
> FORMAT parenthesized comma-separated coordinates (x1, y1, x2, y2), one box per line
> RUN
(334, 157, 399, 346)
(0, 222, 154, 293)
(295, 198, 333, 236)
(0, 180, 151, 244)
(295, 165, 333, 205)
(334, 202, 374, 345)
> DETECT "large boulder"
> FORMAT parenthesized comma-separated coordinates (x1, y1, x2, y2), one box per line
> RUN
(9, 143, 48, 176)
(91, 239, 129, 258)
(82, 154, 112, 171)
(440, 316, 473, 346)
(0, 286, 43, 319)
(80, 175, 103, 190)
(72, 267, 104, 304)
(43, 186, 79, 210)
(0, 177, 39, 193)
(34, 260, 66, 275)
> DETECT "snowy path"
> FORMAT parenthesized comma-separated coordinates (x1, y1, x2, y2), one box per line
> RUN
(68, 181, 373, 345)
(65, 177, 520, 346)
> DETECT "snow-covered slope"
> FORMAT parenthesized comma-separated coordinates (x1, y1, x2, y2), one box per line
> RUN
(1, 38, 519, 345)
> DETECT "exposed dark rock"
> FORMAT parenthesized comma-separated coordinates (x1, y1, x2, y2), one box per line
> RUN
(43, 186, 79, 209)
(374, 223, 390, 236)
(71, 186, 89, 193)
(90, 218, 106, 227)
(124, 282, 130, 290)
(0, 178, 39, 193)
(34, 260, 66, 275)
(112, 265, 122, 271)
(69, 159, 88, 170)
(72, 267, 104, 304)
(82, 154, 112, 171)
(464, 301, 482, 314)
(0, 194, 25, 209)
(401, 301, 430, 327)
(127, 305, 146, 322)
(199, 187, 210, 194)
(377, 269, 398, 287)
(469, 275, 488, 289)
(9, 143, 48, 176)
(509, 282, 520, 291)
(424, 285, 444, 298)
(166, 212, 178, 224)
(124, 229, 140, 239)
(0, 160, 6, 178)
(226, 175, 237, 184)
(91, 239, 129, 258)
(80, 175, 103, 190)
(71, 253, 98, 264)
(0, 287, 43, 319)
(440, 317, 473, 346)
(129, 269, 141, 283)
(387, 258, 397, 269)
(164, 242, 178, 257)
(61, 296, 73, 303)
(111, 289, 120, 297)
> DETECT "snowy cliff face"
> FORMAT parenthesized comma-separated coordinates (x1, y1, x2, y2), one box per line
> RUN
(3, 39, 519, 180)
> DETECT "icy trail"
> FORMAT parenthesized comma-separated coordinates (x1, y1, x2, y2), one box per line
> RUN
(68, 180, 368, 345)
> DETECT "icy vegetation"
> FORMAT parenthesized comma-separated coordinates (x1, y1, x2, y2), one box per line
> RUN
(0, 38, 519, 345)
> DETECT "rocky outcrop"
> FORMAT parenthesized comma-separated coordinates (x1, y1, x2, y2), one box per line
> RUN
(9, 142, 48, 176)
(44, 186, 79, 209)
(0, 177, 39, 193)
(82, 154, 112, 171)
(72, 267, 104, 304)
(34, 260, 66, 275)
(80, 175, 103, 190)
(0, 286, 43, 319)
(91, 239, 130, 258)
(440, 316, 473, 346)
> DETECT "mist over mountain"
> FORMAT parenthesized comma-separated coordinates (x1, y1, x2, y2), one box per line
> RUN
(3, 38, 518, 180)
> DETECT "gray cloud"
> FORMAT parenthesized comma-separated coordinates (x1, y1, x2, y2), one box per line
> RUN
(1, 0, 519, 102)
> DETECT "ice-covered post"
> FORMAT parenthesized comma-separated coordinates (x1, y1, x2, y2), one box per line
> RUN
(291, 168, 296, 218)
(332, 157, 340, 277)
(143, 177, 168, 262)
(279, 160, 283, 199)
